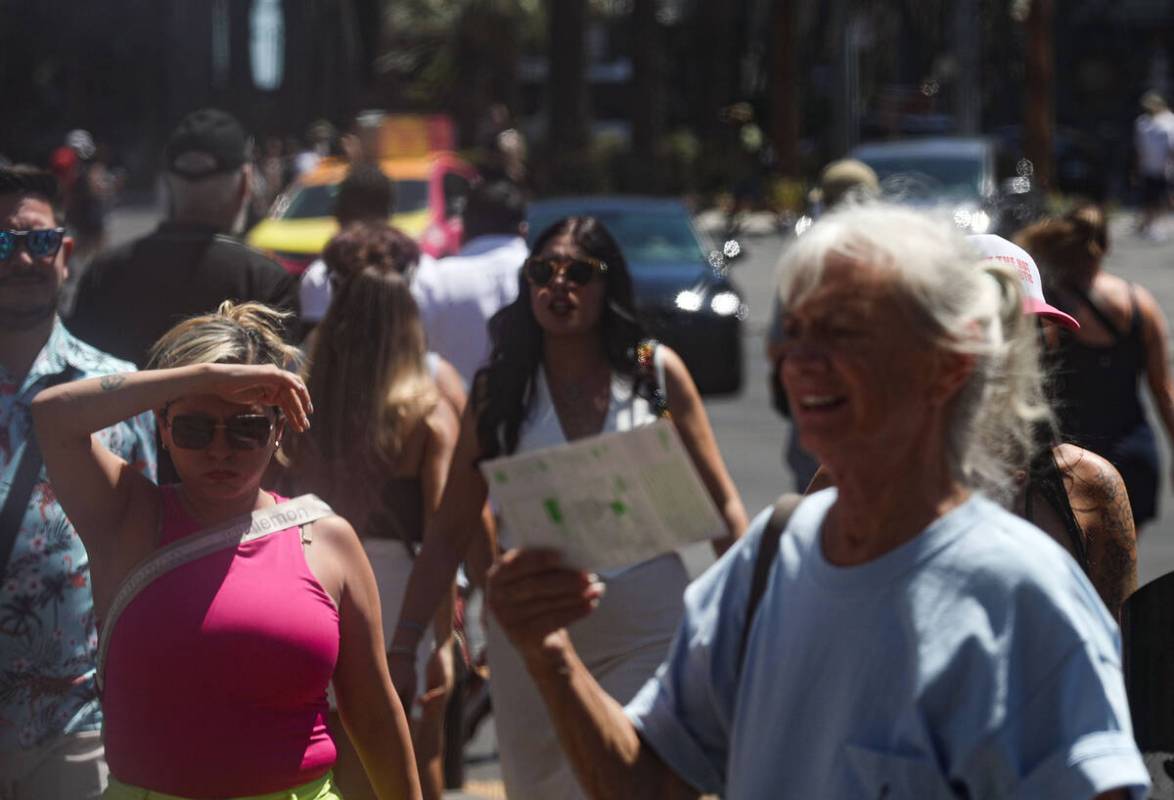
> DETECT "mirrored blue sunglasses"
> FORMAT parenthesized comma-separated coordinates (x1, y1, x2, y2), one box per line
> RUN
(0, 228, 66, 262)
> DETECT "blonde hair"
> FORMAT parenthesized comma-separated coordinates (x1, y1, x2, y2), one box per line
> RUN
(778, 203, 1053, 501)
(295, 266, 437, 476)
(147, 301, 298, 370)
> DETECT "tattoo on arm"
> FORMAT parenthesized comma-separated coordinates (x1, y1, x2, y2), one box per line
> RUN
(1092, 465, 1138, 618)
(1071, 456, 1138, 619)
(100, 374, 127, 392)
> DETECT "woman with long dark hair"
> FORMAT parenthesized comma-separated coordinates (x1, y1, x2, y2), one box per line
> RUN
(388, 216, 747, 798)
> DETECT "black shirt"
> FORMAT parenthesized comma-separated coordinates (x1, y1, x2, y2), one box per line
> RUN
(68, 221, 300, 368)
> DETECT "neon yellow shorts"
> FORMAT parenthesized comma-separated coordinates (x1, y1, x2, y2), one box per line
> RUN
(103, 772, 341, 800)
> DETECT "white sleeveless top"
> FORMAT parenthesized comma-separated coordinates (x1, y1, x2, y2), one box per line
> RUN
(487, 349, 692, 799)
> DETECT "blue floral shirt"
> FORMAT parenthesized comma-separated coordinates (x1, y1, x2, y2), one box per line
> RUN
(0, 320, 156, 753)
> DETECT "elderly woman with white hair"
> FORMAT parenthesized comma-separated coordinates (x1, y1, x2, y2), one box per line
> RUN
(484, 204, 1148, 799)
(806, 232, 1139, 620)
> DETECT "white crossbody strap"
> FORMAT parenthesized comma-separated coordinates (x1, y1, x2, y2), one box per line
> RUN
(95, 494, 334, 691)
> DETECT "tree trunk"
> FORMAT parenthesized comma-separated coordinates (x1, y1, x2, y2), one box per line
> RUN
(953, 0, 980, 135)
(692, 0, 740, 140)
(771, 0, 800, 177)
(1023, 0, 1054, 192)
(227, 0, 252, 115)
(547, 0, 589, 153)
(631, 0, 659, 163)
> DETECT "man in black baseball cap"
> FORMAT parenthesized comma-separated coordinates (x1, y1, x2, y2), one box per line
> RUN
(70, 108, 297, 368)
(69, 109, 298, 481)
(164, 108, 253, 179)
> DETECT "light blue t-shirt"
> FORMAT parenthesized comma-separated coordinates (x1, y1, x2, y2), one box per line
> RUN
(626, 489, 1149, 799)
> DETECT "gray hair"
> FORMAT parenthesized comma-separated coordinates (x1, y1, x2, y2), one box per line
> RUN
(777, 203, 1052, 500)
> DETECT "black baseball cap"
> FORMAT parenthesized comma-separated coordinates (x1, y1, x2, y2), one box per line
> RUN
(165, 108, 252, 179)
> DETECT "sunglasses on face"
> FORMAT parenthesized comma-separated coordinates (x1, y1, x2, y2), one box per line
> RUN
(523, 255, 608, 288)
(0, 228, 66, 262)
(167, 413, 275, 450)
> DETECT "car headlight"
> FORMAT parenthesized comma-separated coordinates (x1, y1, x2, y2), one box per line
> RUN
(675, 290, 704, 312)
(710, 291, 742, 317)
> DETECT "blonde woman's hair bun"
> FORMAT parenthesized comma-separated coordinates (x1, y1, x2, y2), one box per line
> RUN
(148, 301, 299, 371)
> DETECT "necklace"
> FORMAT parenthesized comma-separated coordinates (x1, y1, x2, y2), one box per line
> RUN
(548, 370, 610, 440)
(549, 372, 608, 407)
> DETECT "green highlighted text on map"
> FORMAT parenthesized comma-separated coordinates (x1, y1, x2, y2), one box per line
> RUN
(544, 498, 564, 524)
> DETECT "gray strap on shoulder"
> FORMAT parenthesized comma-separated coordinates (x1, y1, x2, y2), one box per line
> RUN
(95, 494, 333, 691)
(736, 493, 803, 677)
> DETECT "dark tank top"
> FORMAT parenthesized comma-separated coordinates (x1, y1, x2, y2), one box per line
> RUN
(368, 476, 424, 552)
(279, 458, 423, 554)
(1050, 286, 1147, 451)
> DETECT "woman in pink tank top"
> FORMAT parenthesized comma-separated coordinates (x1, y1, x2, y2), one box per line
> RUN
(33, 302, 421, 800)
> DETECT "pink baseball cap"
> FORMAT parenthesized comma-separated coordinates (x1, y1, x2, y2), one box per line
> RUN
(967, 233, 1080, 330)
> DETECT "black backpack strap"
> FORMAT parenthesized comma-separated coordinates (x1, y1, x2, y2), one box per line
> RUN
(736, 493, 802, 676)
(1069, 285, 1126, 341)
(0, 368, 78, 579)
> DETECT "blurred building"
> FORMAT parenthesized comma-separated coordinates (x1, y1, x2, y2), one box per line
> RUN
(0, 0, 379, 181)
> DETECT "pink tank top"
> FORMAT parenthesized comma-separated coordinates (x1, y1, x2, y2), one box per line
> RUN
(102, 487, 340, 797)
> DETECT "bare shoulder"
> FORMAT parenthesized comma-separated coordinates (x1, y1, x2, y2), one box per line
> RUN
(657, 345, 695, 393)
(302, 513, 367, 606)
(1054, 444, 1126, 507)
(425, 394, 460, 447)
(657, 344, 687, 376)
(308, 512, 363, 552)
(432, 357, 467, 415)
(1131, 283, 1168, 330)
(1097, 272, 1130, 292)
(1096, 272, 1132, 303)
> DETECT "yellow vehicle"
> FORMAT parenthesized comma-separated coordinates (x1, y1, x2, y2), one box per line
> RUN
(247, 151, 478, 275)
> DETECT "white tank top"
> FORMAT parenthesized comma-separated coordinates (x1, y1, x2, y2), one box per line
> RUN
(487, 347, 690, 800)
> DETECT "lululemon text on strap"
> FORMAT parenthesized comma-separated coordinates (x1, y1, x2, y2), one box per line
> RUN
(95, 494, 334, 691)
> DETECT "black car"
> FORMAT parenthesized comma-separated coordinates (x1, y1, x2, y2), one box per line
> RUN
(528, 197, 745, 395)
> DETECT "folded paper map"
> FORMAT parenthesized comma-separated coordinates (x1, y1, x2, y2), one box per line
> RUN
(480, 419, 726, 571)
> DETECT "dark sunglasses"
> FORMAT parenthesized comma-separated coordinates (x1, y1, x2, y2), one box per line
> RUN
(168, 413, 275, 450)
(523, 256, 608, 288)
(0, 228, 66, 262)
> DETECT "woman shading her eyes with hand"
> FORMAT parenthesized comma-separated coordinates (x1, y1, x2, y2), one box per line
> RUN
(32, 301, 420, 800)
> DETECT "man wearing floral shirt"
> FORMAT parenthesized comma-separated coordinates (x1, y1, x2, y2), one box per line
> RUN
(0, 166, 155, 799)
